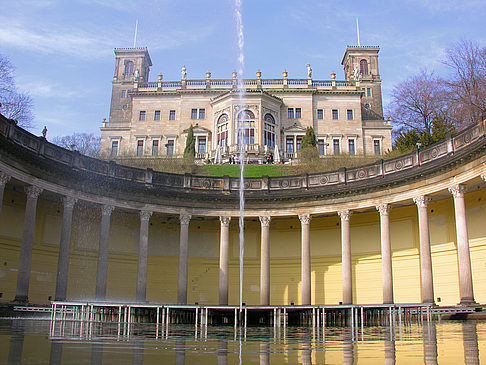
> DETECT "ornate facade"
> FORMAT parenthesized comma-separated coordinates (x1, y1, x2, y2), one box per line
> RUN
(100, 46, 391, 162)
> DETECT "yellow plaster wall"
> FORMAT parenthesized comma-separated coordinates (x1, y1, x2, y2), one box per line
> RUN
(1, 188, 486, 306)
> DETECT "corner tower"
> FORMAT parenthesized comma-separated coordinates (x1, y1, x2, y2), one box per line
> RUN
(108, 48, 152, 125)
(341, 46, 383, 119)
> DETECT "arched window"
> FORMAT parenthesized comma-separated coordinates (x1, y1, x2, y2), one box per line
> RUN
(360, 59, 368, 76)
(263, 113, 275, 147)
(217, 114, 229, 146)
(124, 60, 134, 77)
(237, 110, 255, 145)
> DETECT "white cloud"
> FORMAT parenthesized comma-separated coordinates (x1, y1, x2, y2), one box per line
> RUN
(0, 19, 115, 60)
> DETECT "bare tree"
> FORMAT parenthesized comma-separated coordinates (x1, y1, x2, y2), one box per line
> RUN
(0, 54, 34, 129)
(51, 133, 101, 158)
(387, 69, 447, 134)
(444, 40, 486, 127)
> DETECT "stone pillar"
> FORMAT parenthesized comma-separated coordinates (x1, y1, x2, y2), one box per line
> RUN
(259, 216, 271, 305)
(95, 205, 114, 300)
(219, 216, 231, 305)
(177, 214, 191, 304)
(299, 214, 312, 305)
(54, 196, 77, 301)
(136, 210, 152, 303)
(338, 210, 353, 305)
(14, 185, 43, 303)
(413, 196, 434, 304)
(0, 172, 11, 218)
(377, 204, 394, 304)
(449, 184, 475, 304)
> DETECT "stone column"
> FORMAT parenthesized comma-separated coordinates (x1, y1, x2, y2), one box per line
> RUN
(54, 196, 77, 301)
(177, 214, 191, 304)
(0, 172, 11, 218)
(413, 196, 434, 304)
(338, 210, 353, 305)
(449, 184, 475, 304)
(259, 216, 271, 306)
(95, 205, 114, 300)
(219, 216, 231, 305)
(377, 204, 394, 304)
(299, 214, 312, 305)
(136, 210, 152, 303)
(14, 185, 43, 303)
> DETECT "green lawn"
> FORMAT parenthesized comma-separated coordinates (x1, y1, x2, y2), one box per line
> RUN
(199, 164, 290, 177)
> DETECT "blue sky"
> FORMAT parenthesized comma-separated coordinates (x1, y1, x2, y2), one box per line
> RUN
(1, 0, 485, 137)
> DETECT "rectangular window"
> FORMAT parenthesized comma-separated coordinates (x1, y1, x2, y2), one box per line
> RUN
(137, 140, 144, 156)
(111, 140, 118, 157)
(198, 137, 206, 153)
(139, 111, 146, 121)
(332, 109, 338, 120)
(347, 109, 353, 120)
(121, 90, 126, 98)
(191, 109, 197, 119)
(199, 108, 205, 119)
(152, 140, 159, 156)
(333, 139, 340, 154)
(296, 136, 303, 152)
(154, 110, 160, 120)
(367, 88, 372, 97)
(348, 139, 355, 155)
(167, 140, 174, 155)
(169, 110, 176, 120)
(317, 109, 323, 120)
(318, 139, 325, 156)
(295, 108, 302, 119)
(286, 137, 294, 153)
(287, 108, 294, 119)
(374, 140, 381, 155)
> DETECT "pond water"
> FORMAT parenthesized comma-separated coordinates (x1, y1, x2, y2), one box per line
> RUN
(0, 318, 484, 364)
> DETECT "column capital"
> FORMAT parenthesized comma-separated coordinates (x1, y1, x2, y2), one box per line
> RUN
(140, 210, 153, 221)
(376, 203, 391, 216)
(179, 213, 191, 225)
(259, 216, 271, 227)
(63, 196, 77, 209)
(101, 204, 114, 216)
(298, 214, 311, 224)
(220, 216, 231, 227)
(25, 185, 43, 199)
(413, 195, 431, 208)
(338, 210, 352, 221)
(449, 184, 466, 198)
(0, 172, 10, 187)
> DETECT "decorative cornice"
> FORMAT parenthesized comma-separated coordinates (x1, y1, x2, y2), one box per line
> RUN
(101, 205, 115, 216)
(413, 196, 430, 208)
(298, 214, 311, 224)
(376, 203, 390, 216)
(179, 214, 191, 225)
(220, 216, 231, 226)
(449, 184, 466, 198)
(338, 210, 352, 221)
(25, 185, 42, 199)
(140, 210, 153, 221)
(259, 216, 271, 227)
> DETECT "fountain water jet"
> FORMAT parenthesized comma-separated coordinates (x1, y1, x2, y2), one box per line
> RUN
(235, 0, 245, 314)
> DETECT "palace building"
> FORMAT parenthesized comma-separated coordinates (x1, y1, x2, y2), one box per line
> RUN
(100, 46, 392, 162)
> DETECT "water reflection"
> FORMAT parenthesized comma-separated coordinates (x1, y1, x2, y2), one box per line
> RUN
(463, 322, 479, 365)
(0, 318, 484, 364)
